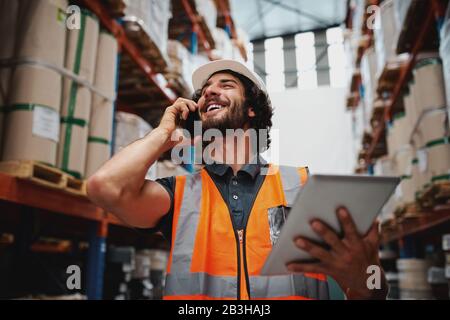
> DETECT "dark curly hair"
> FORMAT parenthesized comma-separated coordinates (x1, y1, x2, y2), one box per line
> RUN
(192, 69, 274, 152)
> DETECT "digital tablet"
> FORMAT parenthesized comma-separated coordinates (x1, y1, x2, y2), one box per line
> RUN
(260, 174, 400, 276)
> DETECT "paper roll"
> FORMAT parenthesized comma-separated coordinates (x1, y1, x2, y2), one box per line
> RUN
(0, 0, 20, 154)
(85, 31, 118, 177)
(57, 10, 99, 178)
(2, 0, 67, 164)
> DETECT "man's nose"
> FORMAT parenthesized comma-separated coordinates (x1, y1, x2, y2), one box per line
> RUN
(203, 84, 220, 98)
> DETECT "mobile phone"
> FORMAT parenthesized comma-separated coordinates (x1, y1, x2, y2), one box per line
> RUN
(183, 110, 201, 138)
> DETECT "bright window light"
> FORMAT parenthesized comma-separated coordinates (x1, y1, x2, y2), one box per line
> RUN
(264, 37, 285, 91)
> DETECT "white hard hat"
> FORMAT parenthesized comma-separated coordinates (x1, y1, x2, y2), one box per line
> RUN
(192, 59, 267, 94)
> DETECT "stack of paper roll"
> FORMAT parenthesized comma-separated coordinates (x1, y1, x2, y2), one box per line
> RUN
(403, 83, 418, 138)
(397, 259, 433, 300)
(394, 145, 416, 204)
(413, 55, 446, 115)
(85, 30, 118, 178)
(413, 109, 448, 149)
(2, 0, 67, 165)
(426, 136, 450, 184)
(0, 0, 19, 153)
(57, 9, 99, 179)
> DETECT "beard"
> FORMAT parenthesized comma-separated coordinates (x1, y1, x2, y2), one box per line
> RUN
(201, 100, 249, 135)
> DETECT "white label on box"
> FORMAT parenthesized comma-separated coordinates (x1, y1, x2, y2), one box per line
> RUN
(445, 266, 450, 279)
(417, 149, 428, 173)
(32, 106, 60, 142)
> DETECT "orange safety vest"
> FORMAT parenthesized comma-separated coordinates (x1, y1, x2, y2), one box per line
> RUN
(163, 164, 329, 300)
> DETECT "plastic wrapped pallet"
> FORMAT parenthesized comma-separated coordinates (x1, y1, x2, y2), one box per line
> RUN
(2, 0, 67, 165)
(123, 0, 171, 61)
(413, 56, 446, 117)
(374, 0, 400, 74)
(211, 28, 233, 60)
(195, 0, 217, 33)
(113, 111, 155, 180)
(166, 40, 194, 96)
(57, 9, 99, 178)
(0, 0, 19, 153)
(85, 31, 118, 178)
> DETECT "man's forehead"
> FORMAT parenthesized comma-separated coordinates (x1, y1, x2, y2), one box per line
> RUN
(205, 71, 241, 84)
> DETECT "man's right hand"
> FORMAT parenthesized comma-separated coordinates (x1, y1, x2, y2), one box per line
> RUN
(156, 98, 199, 152)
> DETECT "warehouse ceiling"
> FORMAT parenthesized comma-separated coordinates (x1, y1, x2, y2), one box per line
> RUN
(230, 0, 348, 41)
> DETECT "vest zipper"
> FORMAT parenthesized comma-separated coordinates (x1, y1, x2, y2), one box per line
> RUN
(241, 172, 269, 300)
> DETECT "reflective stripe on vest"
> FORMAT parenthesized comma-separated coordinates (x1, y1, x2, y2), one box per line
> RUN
(164, 164, 329, 300)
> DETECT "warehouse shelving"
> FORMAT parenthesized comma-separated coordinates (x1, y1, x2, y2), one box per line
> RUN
(381, 208, 450, 244)
(80, 0, 178, 105)
(364, 0, 446, 164)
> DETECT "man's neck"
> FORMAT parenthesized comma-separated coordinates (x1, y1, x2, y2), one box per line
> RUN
(208, 129, 258, 175)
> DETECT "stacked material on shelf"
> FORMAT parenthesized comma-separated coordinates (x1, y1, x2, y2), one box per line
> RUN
(165, 40, 194, 97)
(440, 6, 450, 130)
(195, 0, 218, 35)
(3, 0, 67, 165)
(375, 156, 398, 223)
(85, 31, 118, 178)
(411, 55, 450, 186)
(403, 81, 418, 136)
(374, 0, 400, 76)
(211, 28, 233, 60)
(397, 259, 433, 300)
(387, 112, 410, 156)
(413, 109, 448, 149)
(57, 9, 99, 179)
(412, 55, 446, 116)
(0, 0, 19, 153)
(122, 0, 172, 71)
(394, 145, 416, 205)
(361, 47, 378, 114)
(113, 111, 156, 180)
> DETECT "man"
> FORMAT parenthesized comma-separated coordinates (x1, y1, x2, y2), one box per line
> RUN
(87, 59, 388, 300)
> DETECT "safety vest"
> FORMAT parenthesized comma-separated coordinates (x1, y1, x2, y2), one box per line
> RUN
(163, 164, 329, 300)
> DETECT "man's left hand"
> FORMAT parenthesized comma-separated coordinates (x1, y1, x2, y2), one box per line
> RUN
(286, 207, 388, 300)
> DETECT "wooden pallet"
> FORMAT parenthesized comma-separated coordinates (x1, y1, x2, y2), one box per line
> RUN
(65, 175, 87, 197)
(0, 160, 88, 197)
(0, 160, 66, 190)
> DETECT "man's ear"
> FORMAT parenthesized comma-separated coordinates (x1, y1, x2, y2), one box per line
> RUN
(247, 107, 256, 118)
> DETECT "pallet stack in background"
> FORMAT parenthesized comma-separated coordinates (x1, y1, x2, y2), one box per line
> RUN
(0, 0, 118, 182)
